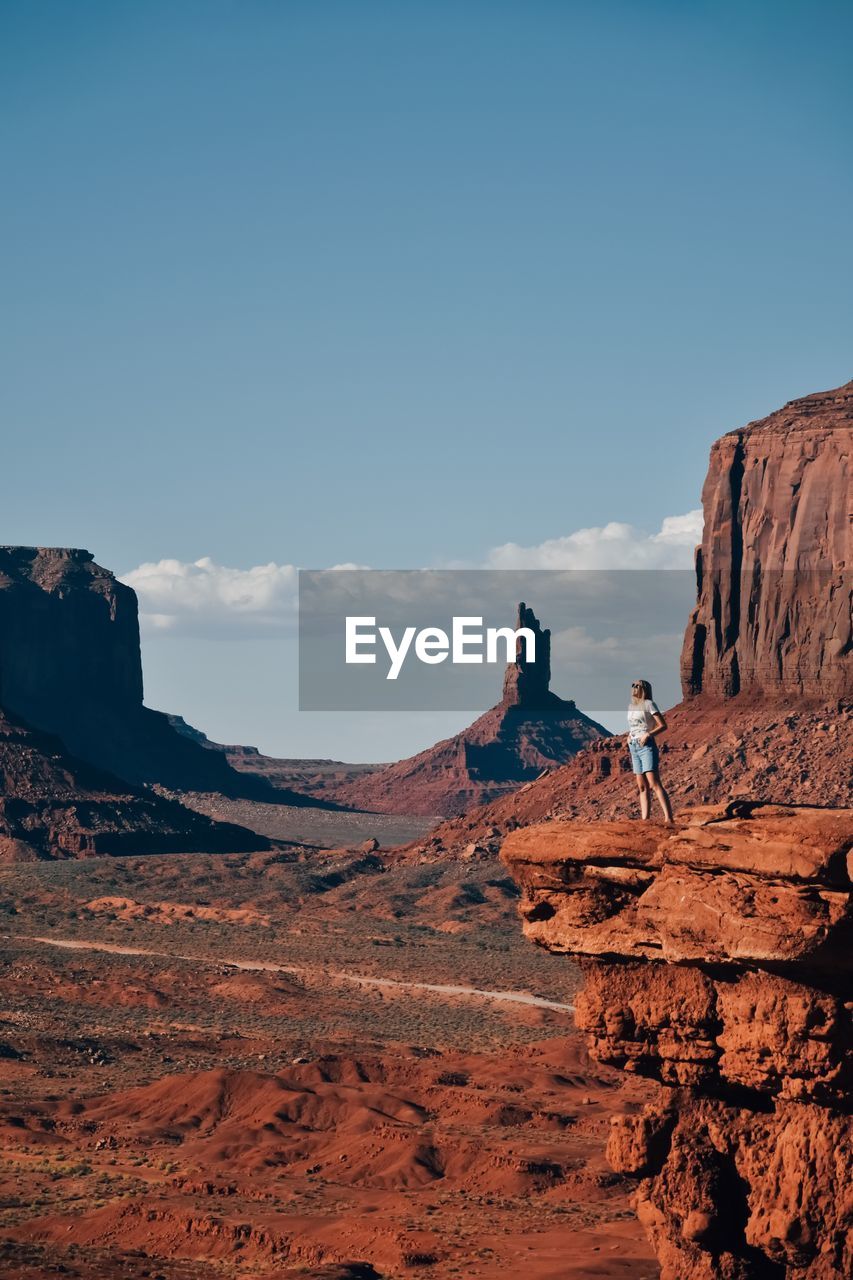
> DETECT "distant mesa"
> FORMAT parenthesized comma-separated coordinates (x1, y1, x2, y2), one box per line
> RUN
(0, 545, 328, 808)
(166, 712, 386, 801)
(0, 545, 298, 859)
(0, 545, 384, 859)
(327, 601, 608, 818)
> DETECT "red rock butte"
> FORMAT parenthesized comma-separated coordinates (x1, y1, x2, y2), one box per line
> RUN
(0, 545, 315, 859)
(496, 381, 852, 1279)
(681, 379, 851, 700)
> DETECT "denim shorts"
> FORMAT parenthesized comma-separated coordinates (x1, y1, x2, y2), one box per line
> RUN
(629, 738, 659, 774)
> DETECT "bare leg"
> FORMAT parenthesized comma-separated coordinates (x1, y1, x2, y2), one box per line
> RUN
(646, 769, 673, 824)
(636, 774, 650, 820)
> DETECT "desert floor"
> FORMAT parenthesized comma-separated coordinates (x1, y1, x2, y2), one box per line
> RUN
(0, 848, 657, 1279)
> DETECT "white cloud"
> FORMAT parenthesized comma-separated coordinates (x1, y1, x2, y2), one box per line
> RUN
(122, 511, 703, 636)
(121, 557, 299, 636)
(551, 625, 622, 661)
(652, 510, 706, 546)
(484, 509, 703, 570)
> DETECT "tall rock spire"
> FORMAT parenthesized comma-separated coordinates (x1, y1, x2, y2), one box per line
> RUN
(501, 602, 553, 708)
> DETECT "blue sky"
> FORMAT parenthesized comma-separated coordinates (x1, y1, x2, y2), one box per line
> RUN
(2, 1, 851, 759)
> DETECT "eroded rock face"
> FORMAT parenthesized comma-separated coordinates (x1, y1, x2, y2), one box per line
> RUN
(681, 381, 852, 700)
(610, 1096, 852, 1280)
(0, 547, 143, 712)
(503, 803, 851, 967)
(502, 803, 853, 1279)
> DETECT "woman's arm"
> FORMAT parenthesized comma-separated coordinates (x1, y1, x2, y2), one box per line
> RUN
(640, 713, 667, 744)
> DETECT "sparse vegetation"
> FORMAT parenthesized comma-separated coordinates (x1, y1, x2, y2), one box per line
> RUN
(0, 850, 648, 1280)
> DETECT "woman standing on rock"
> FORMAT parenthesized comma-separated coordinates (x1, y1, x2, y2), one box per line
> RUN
(627, 679, 673, 824)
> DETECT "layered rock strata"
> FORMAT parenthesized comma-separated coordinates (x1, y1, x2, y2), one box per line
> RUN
(502, 802, 853, 1279)
(681, 380, 852, 699)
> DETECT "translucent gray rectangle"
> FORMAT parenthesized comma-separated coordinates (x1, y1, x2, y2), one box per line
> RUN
(299, 569, 696, 711)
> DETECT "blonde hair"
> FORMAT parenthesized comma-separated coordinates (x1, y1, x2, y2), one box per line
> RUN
(631, 678, 653, 703)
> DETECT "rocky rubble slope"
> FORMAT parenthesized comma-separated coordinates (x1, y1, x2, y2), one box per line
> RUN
(502, 802, 853, 1279)
(0, 710, 268, 860)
